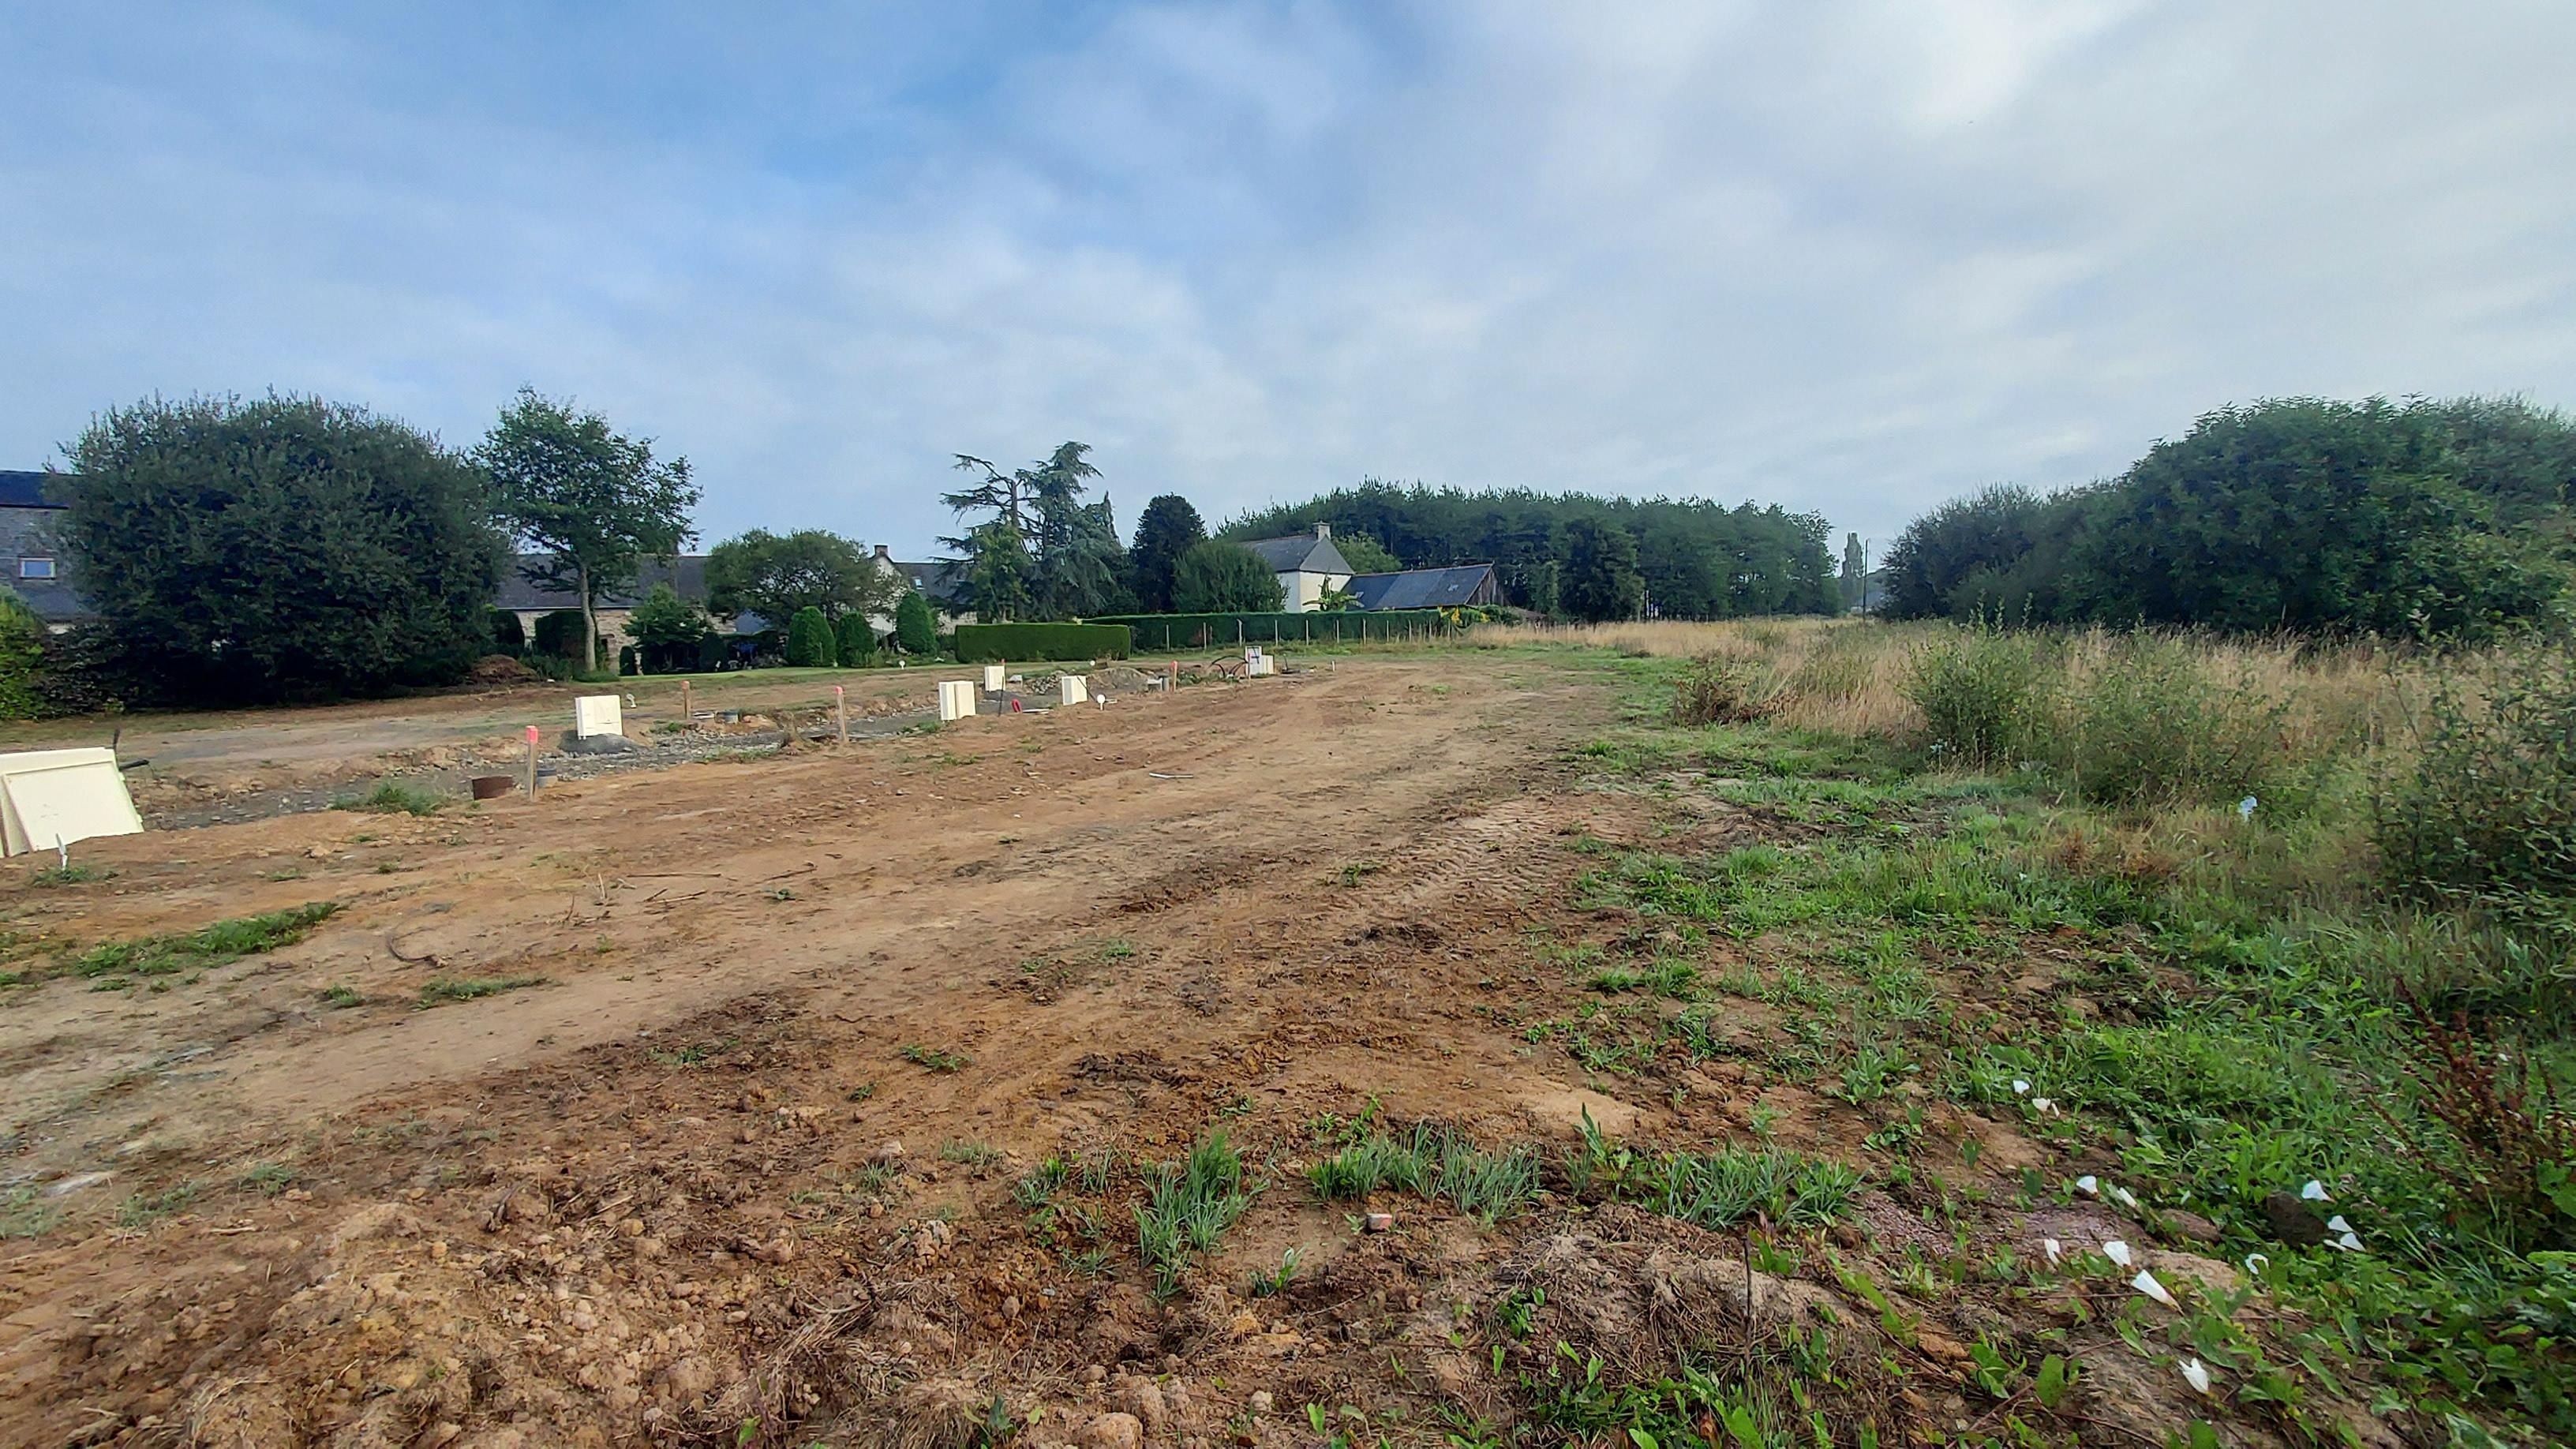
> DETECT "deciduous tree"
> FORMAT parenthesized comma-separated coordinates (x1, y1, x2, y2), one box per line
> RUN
(481, 389, 698, 672)
(705, 528, 893, 628)
(60, 394, 503, 703)
(1171, 540, 1284, 613)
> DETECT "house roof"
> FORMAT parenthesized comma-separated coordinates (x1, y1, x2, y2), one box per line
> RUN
(889, 560, 967, 605)
(1241, 532, 1354, 575)
(1346, 564, 1498, 611)
(497, 554, 711, 612)
(0, 471, 67, 510)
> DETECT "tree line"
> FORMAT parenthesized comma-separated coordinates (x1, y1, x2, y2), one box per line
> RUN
(1881, 395, 2576, 637)
(1219, 481, 1840, 621)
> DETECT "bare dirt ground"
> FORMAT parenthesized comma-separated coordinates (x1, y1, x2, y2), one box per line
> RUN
(0, 650, 2284, 1448)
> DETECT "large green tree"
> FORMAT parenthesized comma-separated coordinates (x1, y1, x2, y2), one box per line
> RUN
(704, 528, 894, 627)
(60, 394, 502, 703)
(1126, 494, 1207, 613)
(1171, 540, 1284, 612)
(481, 389, 699, 671)
(1559, 517, 1644, 622)
(946, 444, 1127, 619)
(1882, 395, 2574, 635)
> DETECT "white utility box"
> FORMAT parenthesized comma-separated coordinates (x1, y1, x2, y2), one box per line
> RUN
(574, 695, 623, 738)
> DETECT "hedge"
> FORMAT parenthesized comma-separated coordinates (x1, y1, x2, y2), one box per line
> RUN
(1089, 610, 1454, 651)
(953, 623, 1132, 663)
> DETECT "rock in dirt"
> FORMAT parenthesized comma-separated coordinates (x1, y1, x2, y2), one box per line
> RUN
(2158, 1209, 2224, 1245)
(1248, 1391, 1274, 1417)
(872, 1140, 907, 1166)
(2260, 1191, 2329, 1247)
(1077, 1412, 1144, 1449)
(1114, 1380, 1166, 1429)
(561, 732, 641, 754)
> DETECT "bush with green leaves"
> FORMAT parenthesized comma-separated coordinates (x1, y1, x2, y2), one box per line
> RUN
(2054, 635, 2294, 809)
(1902, 620, 2053, 767)
(894, 591, 937, 655)
(784, 606, 837, 668)
(624, 583, 711, 673)
(0, 591, 45, 721)
(487, 608, 526, 655)
(2377, 638, 2576, 915)
(1170, 541, 1282, 614)
(61, 394, 504, 703)
(532, 608, 593, 662)
(835, 612, 878, 668)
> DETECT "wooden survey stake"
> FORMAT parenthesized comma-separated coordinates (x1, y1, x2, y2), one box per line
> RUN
(836, 685, 848, 745)
(524, 724, 539, 797)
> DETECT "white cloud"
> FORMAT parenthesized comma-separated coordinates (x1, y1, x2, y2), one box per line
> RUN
(1, 1, 2570, 555)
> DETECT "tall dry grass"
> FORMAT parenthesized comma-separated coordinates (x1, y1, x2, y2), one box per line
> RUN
(1512, 617, 2437, 751)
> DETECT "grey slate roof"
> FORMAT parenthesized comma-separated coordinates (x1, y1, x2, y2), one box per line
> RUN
(1346, 564, 1500, 611)
(0, 471, 66, 509)
(1241, 533, 1354, 575)
(497, 554, 711, 612)
(889, 560, 967, 605)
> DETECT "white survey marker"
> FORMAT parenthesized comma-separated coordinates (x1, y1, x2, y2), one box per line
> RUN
(938, 680, 977, 721)
(1059, 675, 1089, 706)
(0, 748, 144, 856)
(574, 695, 623, 737)
(982, 665, 1006, 692)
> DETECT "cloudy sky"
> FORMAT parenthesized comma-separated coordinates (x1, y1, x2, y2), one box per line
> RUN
(4, 2, 2570, 553)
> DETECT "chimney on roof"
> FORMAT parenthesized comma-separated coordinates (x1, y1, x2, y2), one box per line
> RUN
(872, 544, 893, 561)
(1315, 522, 1331, 539)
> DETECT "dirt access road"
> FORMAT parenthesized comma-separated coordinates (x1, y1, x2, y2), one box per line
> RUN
(0, 646, 2249, 1449)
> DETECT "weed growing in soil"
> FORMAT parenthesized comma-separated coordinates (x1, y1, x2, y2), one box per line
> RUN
(0, 1185, 60, 1239)
(318, 983, 362, 1008)
(1307, 1121, 1540, 1225)
(29, 862, 112, 886)
(73, 902, 341, 982)
(900, 1043, 970, 1073)
(116, 1180, 200, 1227)
(1135, 1131, 1249, 1299)
(417, 974, 549, 1006)
(335, 781, 446, 815)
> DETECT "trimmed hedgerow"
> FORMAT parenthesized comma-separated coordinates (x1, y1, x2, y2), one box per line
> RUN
(953, 623, 1130, 664)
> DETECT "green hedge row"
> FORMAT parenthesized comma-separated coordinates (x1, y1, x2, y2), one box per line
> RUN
(953, 623, 1133, 663)
(1089, 610, 1454, 651)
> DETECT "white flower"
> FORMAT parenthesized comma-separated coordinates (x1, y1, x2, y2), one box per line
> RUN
(2132, 1270, 2179, 1309)
(2179, 1357, 2213, 1395)
(2101, 1240, 2133, 1267)
(2300, 1180, 2331, 1202)
(2074, 1174, 2099, 1196)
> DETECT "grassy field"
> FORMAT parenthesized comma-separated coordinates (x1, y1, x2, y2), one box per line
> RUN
(1522, 616, 2574, 1443)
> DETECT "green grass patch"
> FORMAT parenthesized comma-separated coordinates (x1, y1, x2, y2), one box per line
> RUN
(335, 781, 446, 815)
(417, 974, 549, 1006)
(28, 862, 113, 886)
(75, 902, 341, 980)
(1136, 1132, 1251, 1299)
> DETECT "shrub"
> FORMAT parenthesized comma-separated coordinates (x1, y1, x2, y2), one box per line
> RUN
(29, 622, 130, 717)
(488, 608, 526, 655)
(953, 623, 1130, 664)
(617, 645, 638, 676)
(625, 583, 711, 673)
(784, 606, 837, 667)
(2054, 635, 2293, 809)
(1671, 653, 1775, 726)
(1903, 621, 2052, 767)
(532, 608, 593, 662)
(835, 612, 876, 668)
(0, 591, 45, 721)
(894, 591, 937, 655)
(2377, 638, 2576, 911)
(1171, 540, 1283, 613)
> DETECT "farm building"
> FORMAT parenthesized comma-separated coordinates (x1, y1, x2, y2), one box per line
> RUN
(1346, 563, 1501, 611)
(0, 470, 87, 626)
(1237, 524, 1355, 612)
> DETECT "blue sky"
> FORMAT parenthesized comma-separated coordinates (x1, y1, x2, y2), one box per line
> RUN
(4, 2, 2571, 556)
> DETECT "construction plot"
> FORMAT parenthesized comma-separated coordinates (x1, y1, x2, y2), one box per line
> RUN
(0, 647, 2461, 1447)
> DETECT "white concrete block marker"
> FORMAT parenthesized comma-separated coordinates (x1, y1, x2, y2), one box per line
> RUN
(938, 680, 977, 722)
(982, 665, 1006, 692)
(1058, 675, 1090, 706)
(574, 695, 623, 738)
(0, 748, 144, 856)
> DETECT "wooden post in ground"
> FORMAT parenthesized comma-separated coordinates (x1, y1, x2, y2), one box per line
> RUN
(523, 724, 539, 798)
(835, 685, 848, 746)
(680, 679, 691, 732)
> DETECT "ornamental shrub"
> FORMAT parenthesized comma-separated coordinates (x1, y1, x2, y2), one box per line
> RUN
(784, 607, 837, 667)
